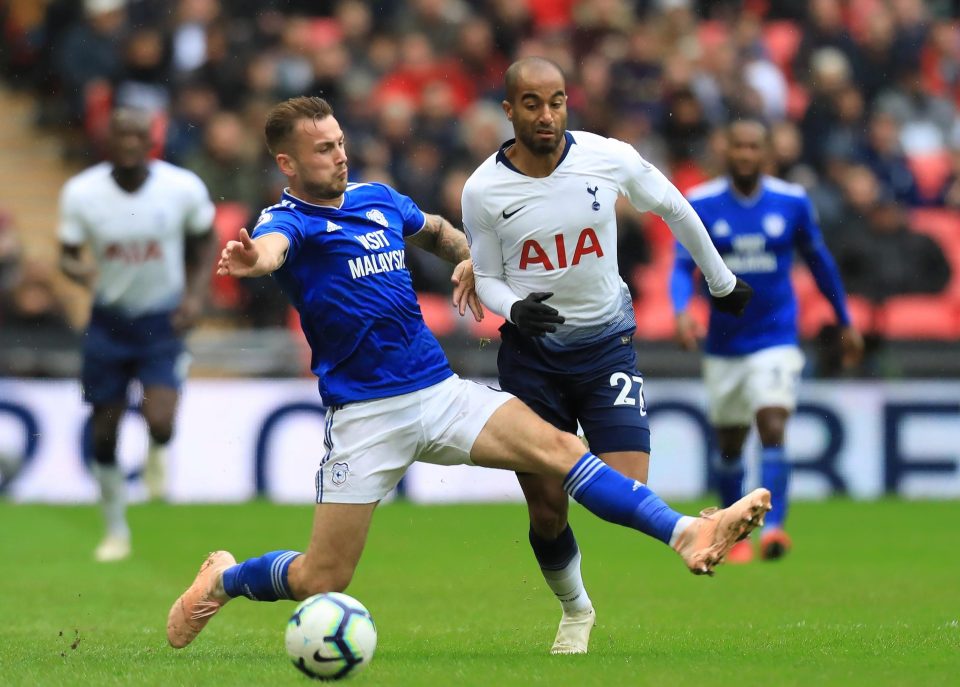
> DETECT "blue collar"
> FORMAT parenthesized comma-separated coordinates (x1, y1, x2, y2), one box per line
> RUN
(495, 131, 576, 176)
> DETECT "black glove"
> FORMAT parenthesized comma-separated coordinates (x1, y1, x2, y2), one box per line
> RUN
(510, 291, 565, 337)
(711, 277, 754, 317)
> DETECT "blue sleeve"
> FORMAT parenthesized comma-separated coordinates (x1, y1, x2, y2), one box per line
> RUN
(251, 206, 305, 262)
(670, 240, 698, 314)
(795, 196, 851, 326)
(384, 185, 427, 237)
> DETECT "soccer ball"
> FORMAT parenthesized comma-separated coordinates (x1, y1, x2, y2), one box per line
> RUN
(285, 592, 377, 681)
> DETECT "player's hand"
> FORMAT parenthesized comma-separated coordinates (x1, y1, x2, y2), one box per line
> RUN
(711, 277, 753, 317)
(451, 259, 483, 322)
(840, 325, 864, 368)
(510, 292, 565, 337)
(172, 294, 203, 333)
(217, 228, 259, 277)
(675, 311, 702, 351)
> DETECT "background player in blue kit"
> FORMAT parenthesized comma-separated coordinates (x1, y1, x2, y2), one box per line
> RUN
(671, 119, 864, 563)
(58, 109, 217, 562)
(166, 96, 771, 651)
(462, 57, 758, 654)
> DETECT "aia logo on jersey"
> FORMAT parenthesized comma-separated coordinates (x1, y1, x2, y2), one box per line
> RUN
(104, 240, 163, 264)
(519, 227, 604, 271)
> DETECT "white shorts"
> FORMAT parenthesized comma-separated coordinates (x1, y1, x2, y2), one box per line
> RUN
(703, 345, 805, 427)
(316, 375, 513, 504)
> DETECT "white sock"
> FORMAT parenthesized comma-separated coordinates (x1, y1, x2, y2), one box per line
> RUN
(93, 464, 129, 538)
(541, 550, 593, 615)
(669, 515, 696, 548)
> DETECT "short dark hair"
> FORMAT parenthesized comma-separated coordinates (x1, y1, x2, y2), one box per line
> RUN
(264, 96, 334, 155)
(727, 118, 771, 143)
(504, 57, 565, 103)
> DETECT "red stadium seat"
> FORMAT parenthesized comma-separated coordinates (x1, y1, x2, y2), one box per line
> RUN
(417, 292, 456, 337)
(634, 295, 677, 340)
(210, 201, 251, 309)
(468, 311, 505, 340)
(909, 208, 960, 299)
(794, 267, 876, 336)
(762, 20, 802, 79)
(906, 151, 952, 203)
(877, 295, 960, 340)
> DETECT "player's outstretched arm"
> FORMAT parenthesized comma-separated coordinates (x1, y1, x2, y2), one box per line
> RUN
(217, 228, 289, 278)
(408, 214, 484, 321)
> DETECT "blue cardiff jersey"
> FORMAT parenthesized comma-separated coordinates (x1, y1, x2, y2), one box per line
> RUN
(671, 176, 850, 356)
(252, 183, 452, 405)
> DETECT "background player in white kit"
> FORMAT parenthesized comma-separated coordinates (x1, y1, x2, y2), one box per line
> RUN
(462, 57, 757, 654)
(165, 96, 771, 653)
(58, 109, 217, 561)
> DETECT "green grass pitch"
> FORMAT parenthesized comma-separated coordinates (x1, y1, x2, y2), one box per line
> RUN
(1, 499, 957, 686)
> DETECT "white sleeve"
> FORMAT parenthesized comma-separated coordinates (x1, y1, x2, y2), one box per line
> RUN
(613, 140, 735, 297)
(462, 182, 522, 322)
(651, 184, 735, 297)
(183, 172, 216, 235)
(57, 180, 86, 246)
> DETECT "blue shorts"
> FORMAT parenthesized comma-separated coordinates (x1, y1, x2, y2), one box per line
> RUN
(497, 324, 651, 455)
(81, 307, 186, 405)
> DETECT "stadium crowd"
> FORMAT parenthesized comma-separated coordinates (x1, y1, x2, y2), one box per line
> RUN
(0, 0, 958, 374)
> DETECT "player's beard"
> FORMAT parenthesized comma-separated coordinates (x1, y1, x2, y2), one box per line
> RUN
(730, 169, 761, 194)
(303, 175, 348, 201)
(519, 123, 564, 156)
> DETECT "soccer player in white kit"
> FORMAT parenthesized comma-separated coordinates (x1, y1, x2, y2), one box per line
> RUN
(462, 57, 759, 654)
(58, 108, 217, 561)
(165, 96, 771, 653)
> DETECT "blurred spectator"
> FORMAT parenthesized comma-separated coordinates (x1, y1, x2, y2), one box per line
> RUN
(0, 209, 22, 292)
(0, 260, 77, 377)
(184, 111, 260, 204)
(794, 0, 862, 82)
(800, 46, 854, 170)
(113, 27, 170, 115)
(163, 81, 220, 165)
(608, 24, 664, 126)
(857, 6, 902, 106)
(54, 0, 126, 124)
(858, 110, 922, 205)
(831, 198, 951, 302)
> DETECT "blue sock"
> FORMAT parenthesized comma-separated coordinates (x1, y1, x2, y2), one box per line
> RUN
(563, 453, 683, 544)
(714, 454, 745, 508)
(761, 446, 789, 528)
(529, 524, 579, 571)
(221, 550, 300, 601)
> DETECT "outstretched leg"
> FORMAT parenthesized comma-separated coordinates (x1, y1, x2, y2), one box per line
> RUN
(471, 399, 770, 575)
(167, 502, 377, 648)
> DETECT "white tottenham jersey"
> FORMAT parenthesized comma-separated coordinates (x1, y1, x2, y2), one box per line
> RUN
(58, 160, 215, 316)
(463, 130, 734, 347)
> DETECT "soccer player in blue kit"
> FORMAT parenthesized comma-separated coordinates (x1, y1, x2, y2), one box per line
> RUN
(462, 57, 764, 654)
(671, 119, 863, 563)
(167, 96, 771, 651)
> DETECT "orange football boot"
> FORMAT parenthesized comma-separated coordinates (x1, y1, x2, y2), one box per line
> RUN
(167, 550, 236, 648)
(672, 488, 771, 575)
(760, 528, 792, 561)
